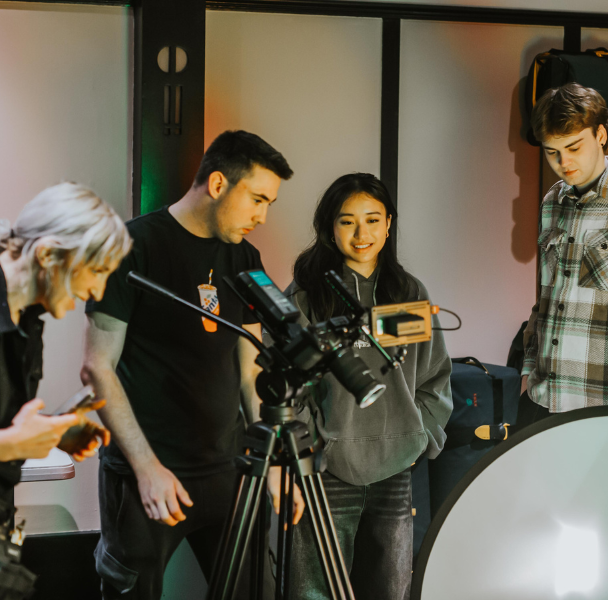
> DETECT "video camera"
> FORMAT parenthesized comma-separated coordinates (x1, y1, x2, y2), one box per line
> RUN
(226, 269, 434, 410)
(127, 269, 434, 411)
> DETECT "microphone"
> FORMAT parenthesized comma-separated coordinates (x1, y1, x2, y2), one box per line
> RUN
(125, 271, 268, 357)
(126, 271, 180, 302)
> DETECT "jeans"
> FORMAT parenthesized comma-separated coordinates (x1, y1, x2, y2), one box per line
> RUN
(290, 469, 413, 600)
(96, 466, 275, 600)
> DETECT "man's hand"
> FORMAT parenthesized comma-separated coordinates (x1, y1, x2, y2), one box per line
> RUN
(267, 466, 305, 525)
(58, 399, 111, 461)
(133, 460, 193, 526)
(0, 399, 79, 461)
(521, 375, 529, 395)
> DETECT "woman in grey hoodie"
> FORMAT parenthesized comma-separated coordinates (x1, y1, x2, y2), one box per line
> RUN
(286, 173, 452, 600)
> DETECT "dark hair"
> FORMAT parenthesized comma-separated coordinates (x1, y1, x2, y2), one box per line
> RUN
(531, 83, 608, 145)
(293, 173, 418, 321)
(194, 130, 293, 187)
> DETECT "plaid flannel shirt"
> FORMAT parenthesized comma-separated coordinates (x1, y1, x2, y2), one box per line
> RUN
(523, 161, 608, 412)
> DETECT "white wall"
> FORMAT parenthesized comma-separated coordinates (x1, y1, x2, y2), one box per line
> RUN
(0, 2, 132, 534)
(397, 21, 563, 364)
(205, 11, 382, 290)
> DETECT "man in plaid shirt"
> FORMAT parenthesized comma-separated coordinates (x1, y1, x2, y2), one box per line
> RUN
(520, 83, 608, 427)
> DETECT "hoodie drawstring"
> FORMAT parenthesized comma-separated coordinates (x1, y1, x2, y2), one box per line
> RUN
(351, 271, 379, 306)
(351, 272, 361, 301)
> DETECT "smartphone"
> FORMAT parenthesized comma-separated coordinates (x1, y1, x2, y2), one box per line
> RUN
(52, 386, 97, 416)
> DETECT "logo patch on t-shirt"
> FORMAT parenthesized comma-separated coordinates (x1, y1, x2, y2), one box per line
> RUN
(198, 269, 220, 333)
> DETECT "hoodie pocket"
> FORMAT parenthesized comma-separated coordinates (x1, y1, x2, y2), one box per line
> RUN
(323, 431, 428, 486)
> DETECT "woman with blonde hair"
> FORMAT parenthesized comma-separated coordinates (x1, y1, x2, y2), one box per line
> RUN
(0, 181, 131, 488)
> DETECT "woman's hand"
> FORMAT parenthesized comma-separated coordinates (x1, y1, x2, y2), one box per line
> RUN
(0, 399, 79, 461)
(267, 465, 305, 525)
(57, 399, 111, 461)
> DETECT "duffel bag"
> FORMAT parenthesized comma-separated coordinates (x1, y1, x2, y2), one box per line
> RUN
(428, 357, 520, 515)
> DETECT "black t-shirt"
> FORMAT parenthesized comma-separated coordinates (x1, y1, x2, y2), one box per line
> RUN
(86, 207, 263, 477)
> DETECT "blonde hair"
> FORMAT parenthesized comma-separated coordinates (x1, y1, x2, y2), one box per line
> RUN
(0, 182, 131, 286)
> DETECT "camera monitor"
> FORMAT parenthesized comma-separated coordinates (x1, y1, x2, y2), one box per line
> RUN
(370, 301, 433, 347)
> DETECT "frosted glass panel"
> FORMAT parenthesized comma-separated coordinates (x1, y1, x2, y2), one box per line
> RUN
(205, 11, 382, 289)
(0, 2, 131, 533)
(582, 28, 608, 51)
(398, 21, 563, 364)
(349, 0, 608, 12)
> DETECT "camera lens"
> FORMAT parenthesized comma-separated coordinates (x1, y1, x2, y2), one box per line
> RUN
(327, 348, 386, 408)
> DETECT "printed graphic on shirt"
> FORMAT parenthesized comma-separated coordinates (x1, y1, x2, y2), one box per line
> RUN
(198, 269, 220, 333)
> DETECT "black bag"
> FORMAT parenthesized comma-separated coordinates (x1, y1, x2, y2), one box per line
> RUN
(525, 48, 608, 145)
(427, 357, 520, 515)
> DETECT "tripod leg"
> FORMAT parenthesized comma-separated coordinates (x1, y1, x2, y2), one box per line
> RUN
(250, 477, 268, 600)
(297, 476, 344, 600)
(207, 474, 266, 600)
(311, 473, 354, 599)
(274, 465, 294, 600)
(282, 469, 295, 600)
(274, 466, 296, 600)
(208, 473, 248, 599)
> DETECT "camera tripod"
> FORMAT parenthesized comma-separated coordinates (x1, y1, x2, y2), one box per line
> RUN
(124, 271, 374, 600)
(206, 402, 355, 600)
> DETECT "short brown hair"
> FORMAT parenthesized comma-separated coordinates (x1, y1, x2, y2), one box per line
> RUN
(531, 83, 608, 144)
(194, 130, 293, 188)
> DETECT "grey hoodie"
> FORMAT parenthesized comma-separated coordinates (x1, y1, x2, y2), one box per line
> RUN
(283, 265, 453, 486)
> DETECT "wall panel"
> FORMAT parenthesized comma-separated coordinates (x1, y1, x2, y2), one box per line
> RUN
(0, 2, 132, 533)
(582, 27, 608, 50)
(205, 11, 382, 290)
(398, 21, 562, 364)
(354, 0, 608, 13)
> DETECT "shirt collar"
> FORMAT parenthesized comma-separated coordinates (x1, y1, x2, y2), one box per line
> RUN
(558, 156, 608, 205)
(0, 263, 17, 335)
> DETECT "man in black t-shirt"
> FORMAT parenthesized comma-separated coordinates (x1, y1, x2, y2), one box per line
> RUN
(82, 131, 299, 600)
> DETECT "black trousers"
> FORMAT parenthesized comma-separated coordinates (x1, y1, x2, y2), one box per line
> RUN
(96, 466, 275, 600)
(516, 390, 551, 430)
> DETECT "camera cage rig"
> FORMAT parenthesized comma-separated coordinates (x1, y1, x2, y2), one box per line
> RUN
(127, 268, 431, 411)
